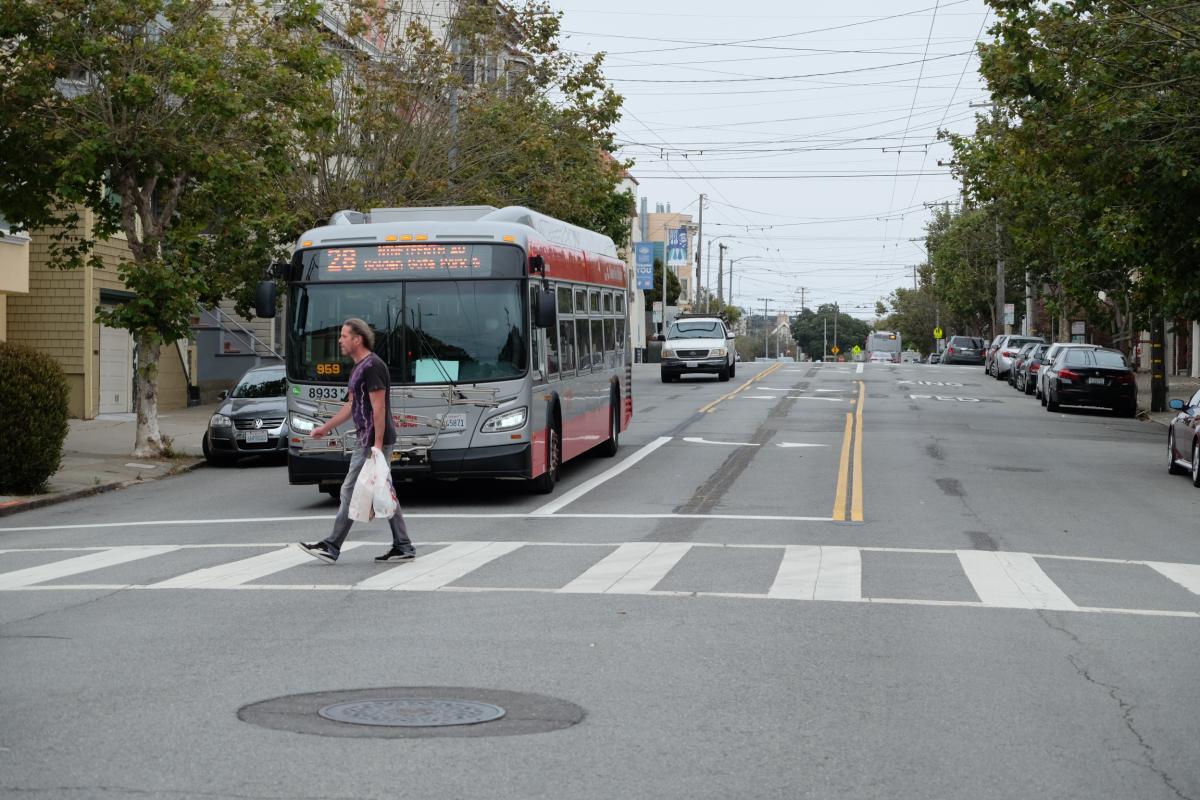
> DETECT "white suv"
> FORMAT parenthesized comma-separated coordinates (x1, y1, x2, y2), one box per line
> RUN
(660, 317, 736, 382)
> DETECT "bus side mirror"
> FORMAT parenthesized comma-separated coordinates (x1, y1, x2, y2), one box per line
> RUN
(255, 281, 277, 319)
(534, 288, 555, 328)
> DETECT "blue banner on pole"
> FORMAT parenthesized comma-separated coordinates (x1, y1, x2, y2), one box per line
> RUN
(634, 242, 655, 290)
(667, 228, 688, 267)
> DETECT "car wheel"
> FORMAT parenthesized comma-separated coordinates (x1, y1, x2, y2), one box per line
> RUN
(729, 361, 736, 378)
(1046, 386, 1060, 412)
(660, 369, 672, 384)
(1192, 440, 1200, 488)
(718, 366, 731, 382)
(1168, 431, 1186, 475)
(530, 421, 561, 494)
(202, 433, 233, 467)
(1120, 401, 1137, 419)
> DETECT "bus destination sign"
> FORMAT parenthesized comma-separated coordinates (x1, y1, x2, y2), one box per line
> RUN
(307, 243, 523, 280)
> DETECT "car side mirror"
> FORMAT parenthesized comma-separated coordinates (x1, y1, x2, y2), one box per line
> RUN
(534, 288, 555, 328)
(255, 280, 277, 319)
(1169, 398, 1185, 411)
(217, 389, 228, 401)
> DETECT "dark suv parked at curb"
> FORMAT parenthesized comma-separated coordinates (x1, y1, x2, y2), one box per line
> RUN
(941, 336, 986, 365)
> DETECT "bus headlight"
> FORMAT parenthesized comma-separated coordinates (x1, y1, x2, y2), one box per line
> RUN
(289, 414, 318, 435)
(481, 407, 527, 433)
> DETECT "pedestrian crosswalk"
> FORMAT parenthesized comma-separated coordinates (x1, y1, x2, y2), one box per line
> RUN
(2, 541, 1199, 618)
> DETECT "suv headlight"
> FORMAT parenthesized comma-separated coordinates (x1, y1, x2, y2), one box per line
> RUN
(662, 348, 676, 358)
(709, 347, 727, 358)
(481, 406, 527, 433)
(210, 414, 232, 428)
(289, 414, 318, 435)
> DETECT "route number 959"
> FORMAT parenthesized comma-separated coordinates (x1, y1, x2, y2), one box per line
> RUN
(316, 363, 342, 376)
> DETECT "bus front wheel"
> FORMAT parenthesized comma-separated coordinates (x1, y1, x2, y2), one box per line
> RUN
(530, 423, 561, 494)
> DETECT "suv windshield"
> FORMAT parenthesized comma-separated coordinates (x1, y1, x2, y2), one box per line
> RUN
(232, 370, 286, 398)
(667, 320, 725, 339)
(288, 280, 527, 384)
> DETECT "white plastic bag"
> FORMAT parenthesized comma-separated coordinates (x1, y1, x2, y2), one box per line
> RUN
(349, 448, 396, 521)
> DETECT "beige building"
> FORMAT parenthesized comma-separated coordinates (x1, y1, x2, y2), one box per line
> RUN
(644, 208, 696, 308)
(3, 210, 189, 419)
(0, 213, 31, 343)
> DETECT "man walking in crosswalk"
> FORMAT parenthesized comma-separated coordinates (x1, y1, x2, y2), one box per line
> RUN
(296, 318, 416, 565)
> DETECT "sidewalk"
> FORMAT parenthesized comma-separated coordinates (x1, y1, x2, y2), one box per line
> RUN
(1138, 370, 1200, 426)
(0, 403, 220, 516)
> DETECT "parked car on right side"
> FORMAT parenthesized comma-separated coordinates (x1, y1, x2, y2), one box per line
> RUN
(1036, 343, 1100, 401)
(1015, 343, 1047, 394)
(987, 334, 1045, 379)
(940, 336, 986, 365)
(1043, 347, 1137, 417)
(1167, 388, 1200, 487)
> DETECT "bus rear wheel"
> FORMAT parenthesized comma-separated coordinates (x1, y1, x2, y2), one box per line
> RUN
(530, 423, 560, 494)
(597, 396, 620, 458)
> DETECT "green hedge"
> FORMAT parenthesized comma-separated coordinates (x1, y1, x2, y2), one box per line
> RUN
(0, 341, 69, 494)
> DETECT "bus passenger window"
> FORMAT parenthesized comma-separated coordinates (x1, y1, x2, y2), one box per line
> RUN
(575, 318, 591, 372)
(529, 285, 545, 382)
(590, 290, 601, 314)
(591, 318, 604, 368)
(557, 286, 573, 314)
(546, 318, 560, 377)
(603, 292, 613, 314)
(558, 319, 576, 374)
(574, 289, 587, 316)
(614, 318, 626, 351)
(603, 318, 615, 365)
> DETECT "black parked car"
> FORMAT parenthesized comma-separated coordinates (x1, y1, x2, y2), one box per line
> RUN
(1167, 388, 1200, 487)
(1008, 342, 1039, 388)
(203, 365, 290, 465)
(1015, 343, 1047, 395)
(941, 336, 986, 365)
(1044, 348, 1137, 417)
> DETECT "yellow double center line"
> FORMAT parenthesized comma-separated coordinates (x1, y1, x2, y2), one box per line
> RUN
(698, 361, 784, 414)
(832, 380, 865, 522)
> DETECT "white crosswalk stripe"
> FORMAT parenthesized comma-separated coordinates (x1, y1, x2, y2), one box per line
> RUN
(1, 542, 1198, 618)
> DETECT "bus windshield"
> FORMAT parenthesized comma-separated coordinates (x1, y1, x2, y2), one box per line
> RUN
(288, 280, 527, 384)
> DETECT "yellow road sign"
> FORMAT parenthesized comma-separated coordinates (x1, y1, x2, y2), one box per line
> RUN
(830, 345, 840, 355)
(933, 326, 944, 339)
(851, 345, 862, 354)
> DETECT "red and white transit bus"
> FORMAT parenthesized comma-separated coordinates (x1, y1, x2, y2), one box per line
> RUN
(254, 205, 632, 496)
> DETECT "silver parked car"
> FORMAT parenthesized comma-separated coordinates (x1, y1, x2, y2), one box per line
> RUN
(203, 364, 290, 465)
(1167, 387, 1200, 487)
(988, 334, 1045, 379)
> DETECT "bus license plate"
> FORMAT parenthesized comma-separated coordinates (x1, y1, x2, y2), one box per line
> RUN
(245, 430, 269, 443)
(444, 414, 466, 430)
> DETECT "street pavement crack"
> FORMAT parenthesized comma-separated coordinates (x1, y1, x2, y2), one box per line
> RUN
(0, 588, 129, 630)
(1039, 613, 1195, 800)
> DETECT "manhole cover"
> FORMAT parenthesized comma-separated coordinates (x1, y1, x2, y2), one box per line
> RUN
(318, 699, 506, 728)
(238, 687, 584, 738)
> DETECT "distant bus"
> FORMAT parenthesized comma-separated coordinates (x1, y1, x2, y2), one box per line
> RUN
(866, 330, 902, 362)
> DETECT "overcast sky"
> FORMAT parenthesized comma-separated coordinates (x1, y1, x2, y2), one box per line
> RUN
(551, 0, 993, 319)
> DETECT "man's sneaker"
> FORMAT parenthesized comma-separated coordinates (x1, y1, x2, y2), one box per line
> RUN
(375, 546, 416, 563)
(296, 541, 337, 564)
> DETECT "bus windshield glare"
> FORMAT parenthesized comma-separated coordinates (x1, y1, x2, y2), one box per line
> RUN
(288, 279, 527, 385)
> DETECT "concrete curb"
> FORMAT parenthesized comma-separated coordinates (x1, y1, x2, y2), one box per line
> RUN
(0, 459, 207, 518)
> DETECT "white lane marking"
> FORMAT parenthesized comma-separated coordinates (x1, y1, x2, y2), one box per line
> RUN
(355, 541, 521, 591)
(775, 442, 830, 449)
(560, 542, 692, 594)
(1146, 561, 1200, 595)
(0, 515, 338, 533)
(856, 363, 864, 374)
(0, 546, 178, 589)
(753, 387, 789, 391)
(815, 389, 846, 393)
(909, 395, 981, 402)
(767, 545, 862, 601)
(742, 395, 777, 400)
(149, 543, 364, 589)
(682, 437, 758, 447)
(785, 396, 843, 402)
(957, 551, 1079, 611)
(529, 436, 673, 516)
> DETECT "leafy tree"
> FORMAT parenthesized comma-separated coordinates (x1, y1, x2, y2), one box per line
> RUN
(693, 288, 743, 328)
(0, 0, 334, 455)
(877, 286, 940, 355)
(644, 258, 681, 308)
(790, 304, 870, 360)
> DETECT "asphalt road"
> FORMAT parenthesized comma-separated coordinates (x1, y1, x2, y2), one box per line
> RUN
(2, 361, 1198, 800)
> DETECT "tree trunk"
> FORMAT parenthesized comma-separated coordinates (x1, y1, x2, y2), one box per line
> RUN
(1150, 316, 1167, 413)
(133, 335, 165, 457)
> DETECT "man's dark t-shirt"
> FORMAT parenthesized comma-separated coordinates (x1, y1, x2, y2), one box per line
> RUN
(349, 353, 395, 451)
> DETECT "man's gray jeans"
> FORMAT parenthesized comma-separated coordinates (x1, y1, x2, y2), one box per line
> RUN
(322, 445, 412, 556)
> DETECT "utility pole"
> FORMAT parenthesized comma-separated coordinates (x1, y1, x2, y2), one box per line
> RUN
(996, 215, 1007, 335)
(833, 302, 839, 359)
(758, 297, 771, 359)
(799, 286, 806, 311)
(823, 316, 828, 361)
(717, 243, 727, 306)
(695, 194, 705, 310)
